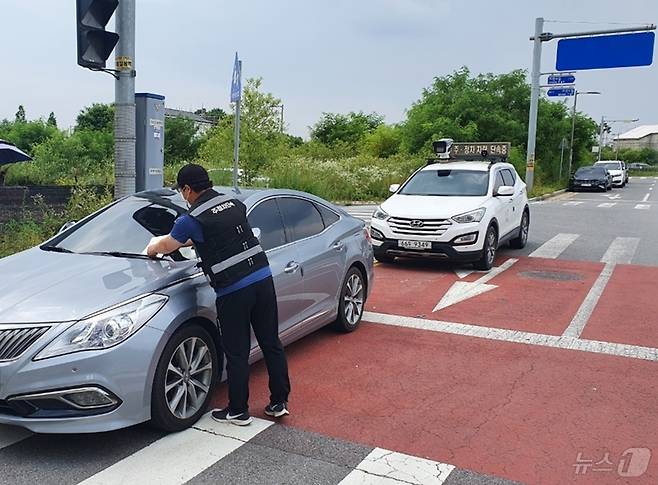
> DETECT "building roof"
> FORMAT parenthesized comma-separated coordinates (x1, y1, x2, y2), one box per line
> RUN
(164, 108, 214, 125)
(618, 125, 658, 140)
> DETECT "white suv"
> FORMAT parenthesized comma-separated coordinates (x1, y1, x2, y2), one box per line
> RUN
(594, 160, 626, 187)
(370, 161, 529, 270)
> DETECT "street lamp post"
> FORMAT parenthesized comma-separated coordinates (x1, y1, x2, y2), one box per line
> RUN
(568, 91, 600, 176)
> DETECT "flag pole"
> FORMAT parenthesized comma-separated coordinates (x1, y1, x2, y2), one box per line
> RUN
(231, 55, 242, 192)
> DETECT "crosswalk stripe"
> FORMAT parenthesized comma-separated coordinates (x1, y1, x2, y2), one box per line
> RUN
(601, 237, 640, 265)
(597, 202, 616, 208)
(635, 204, 651, 210)
(339, 447, 455, 485)
(77, 414, 272, 485)
(0, 425, 32, 450)
(529, 233, 579, 259)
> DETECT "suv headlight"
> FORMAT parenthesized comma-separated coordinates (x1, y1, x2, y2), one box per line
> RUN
(452, 208, 486, 224)
(372, 206, 389, 220)
(35, 294, 168, 360)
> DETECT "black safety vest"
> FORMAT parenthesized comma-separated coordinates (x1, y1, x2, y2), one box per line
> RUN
(187, 189, 269, 289)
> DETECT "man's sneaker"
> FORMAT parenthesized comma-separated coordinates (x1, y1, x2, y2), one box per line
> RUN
(264, 402, 289, 418)
(211, 408, 252, 426)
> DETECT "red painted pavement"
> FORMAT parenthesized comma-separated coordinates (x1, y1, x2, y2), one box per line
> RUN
(369, 257, 604, 335)
(212, 323, 658, 484)
(582, 264, 658, 349)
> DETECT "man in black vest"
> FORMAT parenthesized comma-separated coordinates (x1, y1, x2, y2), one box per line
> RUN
(145, 164, 291, 426)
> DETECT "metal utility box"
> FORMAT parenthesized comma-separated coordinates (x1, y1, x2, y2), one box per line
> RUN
(135, 93, 165, 192)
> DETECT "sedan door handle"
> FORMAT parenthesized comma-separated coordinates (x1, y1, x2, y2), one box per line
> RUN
(284, 261, 300, 274)
(332, 241, 345, 251)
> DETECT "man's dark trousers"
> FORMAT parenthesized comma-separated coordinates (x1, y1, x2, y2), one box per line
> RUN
(216, 276, 291, 414)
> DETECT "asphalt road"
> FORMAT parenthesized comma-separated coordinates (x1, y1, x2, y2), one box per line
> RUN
(1, 177, 657, 484)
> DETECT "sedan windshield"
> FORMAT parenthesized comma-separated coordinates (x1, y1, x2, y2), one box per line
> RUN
(596, 162, 622, 170)
(575, 167, 606, 177)
(400, 169, 489, 196)
(49, 197, 186, 257)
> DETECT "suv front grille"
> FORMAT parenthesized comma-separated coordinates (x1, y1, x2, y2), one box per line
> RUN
(0, 326, 51, 361)
(388, 216, 452, 236)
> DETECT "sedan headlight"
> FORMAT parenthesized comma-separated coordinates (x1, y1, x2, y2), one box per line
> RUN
(452, 208, 486, 224)
(372, 206, 390, 220)
(35, 294, 168, 360)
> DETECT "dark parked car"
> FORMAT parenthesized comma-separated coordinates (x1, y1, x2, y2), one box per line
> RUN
(569, 166, 612, 192)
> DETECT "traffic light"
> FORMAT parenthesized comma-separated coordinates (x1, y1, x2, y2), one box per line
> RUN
(76, 0, 120, 69)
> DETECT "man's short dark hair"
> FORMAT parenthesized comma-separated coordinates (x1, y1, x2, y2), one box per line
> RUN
(176, 164, 212, 192)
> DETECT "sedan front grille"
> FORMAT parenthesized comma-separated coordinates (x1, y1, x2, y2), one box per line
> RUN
(0, 326, 51, 361)
(388, 216, 452, 236)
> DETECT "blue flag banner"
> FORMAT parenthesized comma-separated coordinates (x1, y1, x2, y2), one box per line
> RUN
(230, 53, 242, 103)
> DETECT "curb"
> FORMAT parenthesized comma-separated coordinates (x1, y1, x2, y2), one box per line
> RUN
(529, 188, 567, 202)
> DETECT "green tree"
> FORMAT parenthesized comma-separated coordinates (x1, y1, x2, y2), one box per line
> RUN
(0, 119, 58, 153)
(197, 78, 287, 181)
(310, 112, 383, 147)
(362, 124, 402, 158)
(15, 105, 26, 123)
(194, 108, 227, 124)
(165, 117, 200, 164)
(400, 68, 598, 183)
(76, 103, 115, 132)
(47, 112, 57, 127)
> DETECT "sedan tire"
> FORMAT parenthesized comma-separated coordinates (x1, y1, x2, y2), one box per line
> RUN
(151, 324, 218, 432)
(334, 267, 366, 333)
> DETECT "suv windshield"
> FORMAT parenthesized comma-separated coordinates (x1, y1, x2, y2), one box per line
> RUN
(48, 197, 189, 258)
(400, 169, 489, 196)
(596, 162, 622, 170)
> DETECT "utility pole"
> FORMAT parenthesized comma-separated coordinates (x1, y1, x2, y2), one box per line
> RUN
(598, 116, 605, 162)
(525, 17, 544, 194)
(114, 0, 136, 198)
(231, 54, 242, 191)
(569, 91, 600, 176)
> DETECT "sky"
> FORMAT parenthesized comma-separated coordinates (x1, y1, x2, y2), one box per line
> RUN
(1, 0, 657, 139)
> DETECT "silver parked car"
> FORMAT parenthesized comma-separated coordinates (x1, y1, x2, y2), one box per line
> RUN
(0, 188, 373, 433)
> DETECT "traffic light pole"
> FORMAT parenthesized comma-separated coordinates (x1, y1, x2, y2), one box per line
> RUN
(114, 0, 136, 198)
(525, 17, 543, 194)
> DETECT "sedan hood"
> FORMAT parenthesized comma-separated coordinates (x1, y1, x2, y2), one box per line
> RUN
(381, 194, 488, 219)
(0, 248, 198, 324)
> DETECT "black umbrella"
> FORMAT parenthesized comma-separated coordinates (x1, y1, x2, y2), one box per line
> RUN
(0, 139, 32, 165)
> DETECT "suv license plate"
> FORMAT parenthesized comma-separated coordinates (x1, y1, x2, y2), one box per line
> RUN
(399, 240, 432, 250)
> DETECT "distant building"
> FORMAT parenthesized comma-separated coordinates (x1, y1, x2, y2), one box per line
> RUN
(164, 108, 215, 136)
(614, 125, 658, 151)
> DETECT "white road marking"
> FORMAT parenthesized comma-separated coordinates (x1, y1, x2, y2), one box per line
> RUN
(433, 259, 517, 312)
(643, 193, 651, 202)
(78, 414, 272, 485)
(454, 268, 474, 279)
(635, 204, 651, 210)
(607, 194, 621, 200)
(563, 237, 639, 338)
(363, 312, 658, 362)
(563, 201, 584, 206)
(601, 237, 640, 265)
(0, 425, 32, 450)
(339, 448, 454, 485)
(529, 233, 579, 259)
(598, 202, 616, 208)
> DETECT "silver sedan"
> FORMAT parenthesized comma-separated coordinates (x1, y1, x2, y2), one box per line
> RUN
(0, 188, 374, 433)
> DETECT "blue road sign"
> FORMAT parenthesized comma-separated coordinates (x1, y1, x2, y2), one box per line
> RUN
(230, 53, 242, 103)
(547, 87, 575, 97)
(557, 32, 655, 71)
(547, 74, 576, 84)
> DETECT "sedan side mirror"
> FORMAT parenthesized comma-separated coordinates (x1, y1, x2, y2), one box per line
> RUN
(389, 184, 400, 193)
(58, 221, 77, 234)
(253, 227, 262, 242)
(495, 186, 515, 197)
